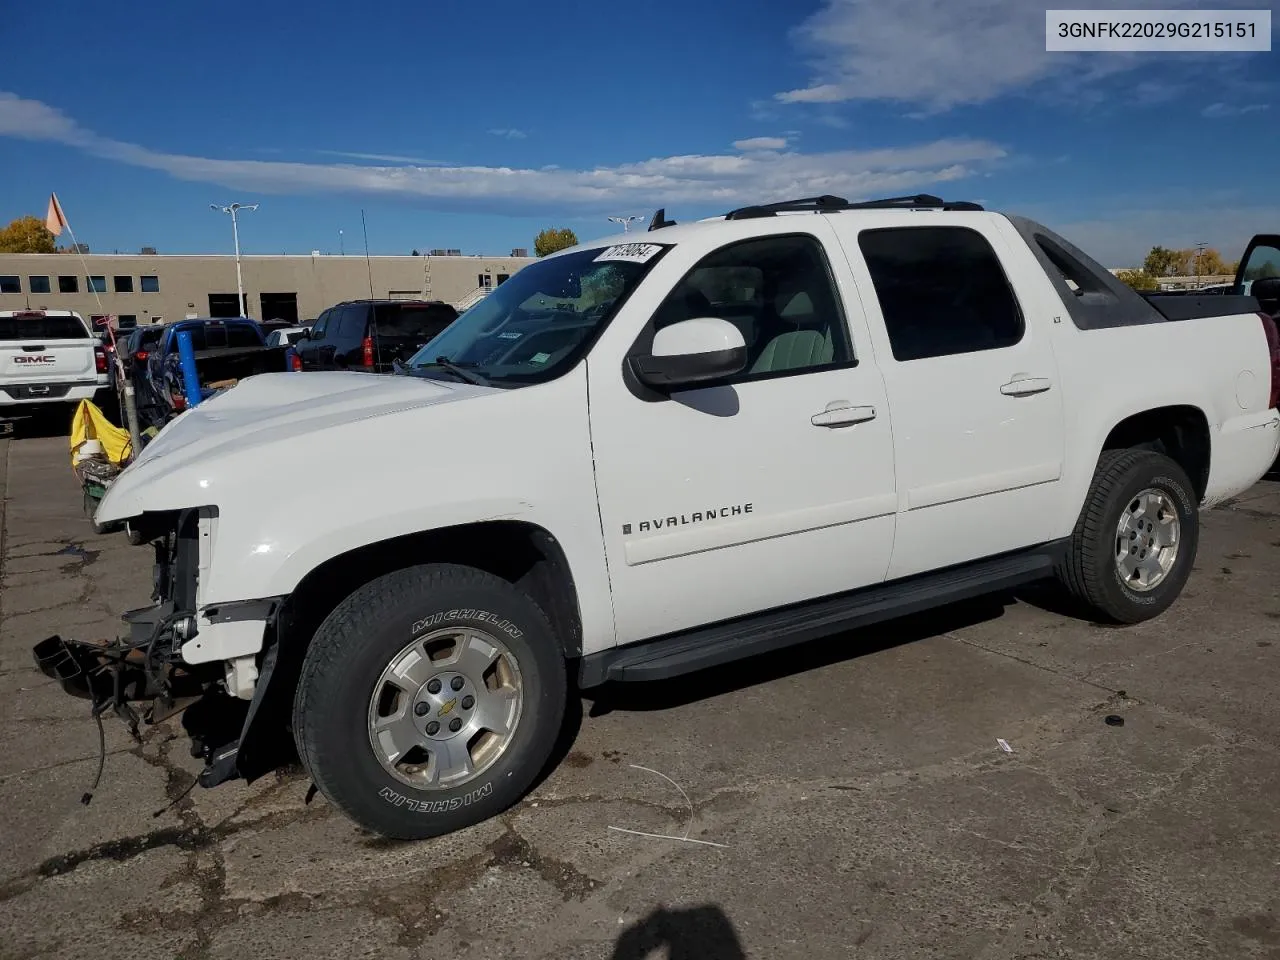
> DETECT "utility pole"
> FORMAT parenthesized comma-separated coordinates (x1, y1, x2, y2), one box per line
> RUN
(1195, 241, 1208, 288)
(211, 202, 260, 316)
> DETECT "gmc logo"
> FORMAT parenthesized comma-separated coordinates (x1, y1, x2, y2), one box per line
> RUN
(14, 355, 56, 365)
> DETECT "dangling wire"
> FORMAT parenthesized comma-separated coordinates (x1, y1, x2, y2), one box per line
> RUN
(80, 709, 107, 805)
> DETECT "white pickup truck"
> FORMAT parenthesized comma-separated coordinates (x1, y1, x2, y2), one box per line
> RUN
(0, 309, 109, 414)
(36, 195, 1280, 840)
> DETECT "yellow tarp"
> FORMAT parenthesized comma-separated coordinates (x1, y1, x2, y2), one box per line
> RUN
(69, 399, 132, 467)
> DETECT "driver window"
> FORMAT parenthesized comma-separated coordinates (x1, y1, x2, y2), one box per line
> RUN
(651, 234, 855, 378)
(310, 311, 330, 341)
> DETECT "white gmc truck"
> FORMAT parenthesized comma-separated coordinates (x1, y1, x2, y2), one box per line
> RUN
(0, 309, 109, 413)
(35, 195, 1280, 840)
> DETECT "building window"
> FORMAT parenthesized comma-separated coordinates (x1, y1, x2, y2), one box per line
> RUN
(0, 276, 20, 294)
(114, 275, 134, 293)
(87, 276, 107, 293)
(58, 275, 78, 293)
(117, 315, 138, 329)
(29, 276, 50, 294)
(140, 275, 160, 293)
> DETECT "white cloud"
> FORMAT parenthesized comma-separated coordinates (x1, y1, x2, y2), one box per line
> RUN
(733, 136, 788, 151)
(317, 149, 440, 164)
(0, 91, 1007, 214)
(774, 0, 1215, 111)
(487, 128, 527, 140)
(1201, 102, 1270, 118)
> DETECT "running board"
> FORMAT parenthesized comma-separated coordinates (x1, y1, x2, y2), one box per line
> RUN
(578, 542, 1065, 686)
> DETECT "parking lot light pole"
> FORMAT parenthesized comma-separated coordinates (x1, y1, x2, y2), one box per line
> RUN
(608, 216, 643, 233)
(211, 202, 259, 317)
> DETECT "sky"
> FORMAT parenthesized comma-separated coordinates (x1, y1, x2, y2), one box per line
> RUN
(0, 0, 1276, 267)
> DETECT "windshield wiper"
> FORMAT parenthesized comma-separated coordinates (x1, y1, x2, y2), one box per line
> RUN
(415, 355, 489, 386)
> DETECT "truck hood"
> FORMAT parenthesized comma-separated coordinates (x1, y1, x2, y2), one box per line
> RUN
(98, 371, 497, 521)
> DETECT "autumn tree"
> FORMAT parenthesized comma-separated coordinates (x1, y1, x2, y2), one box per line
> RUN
(1115, 269, 1158, 291)
(1192, 248, 1228, 276)
(0, 215, 56, 253)
(534, 227, 578, 257)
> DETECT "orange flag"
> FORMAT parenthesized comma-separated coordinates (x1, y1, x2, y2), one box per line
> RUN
(45, 193, 68, 237)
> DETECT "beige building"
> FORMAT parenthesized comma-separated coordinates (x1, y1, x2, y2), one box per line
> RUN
(0, 251, 537, 330)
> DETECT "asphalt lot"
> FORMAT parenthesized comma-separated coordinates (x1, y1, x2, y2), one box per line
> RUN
(1, 426, 1278, 960)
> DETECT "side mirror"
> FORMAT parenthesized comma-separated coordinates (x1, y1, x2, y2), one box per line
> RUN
(630, 317, 747, 390)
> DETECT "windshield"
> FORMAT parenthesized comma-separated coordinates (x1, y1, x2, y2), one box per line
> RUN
(406, 245, 666, 386)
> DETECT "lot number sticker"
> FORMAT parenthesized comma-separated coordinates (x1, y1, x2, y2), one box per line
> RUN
(594, 243, 664, 264)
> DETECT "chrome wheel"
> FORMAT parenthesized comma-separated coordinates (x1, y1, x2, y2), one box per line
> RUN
(1115, 488, 1180, 592)
(367, 626, 524, 790)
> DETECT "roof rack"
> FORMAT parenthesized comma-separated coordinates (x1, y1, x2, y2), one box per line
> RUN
(724, 193, 984, 220)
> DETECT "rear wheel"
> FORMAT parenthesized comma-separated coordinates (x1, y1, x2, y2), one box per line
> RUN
(1057, 449, 1199, 623)
(293, 563, 567, 839)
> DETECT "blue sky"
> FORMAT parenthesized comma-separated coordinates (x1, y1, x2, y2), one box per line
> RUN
(1, 0, 1276, 266)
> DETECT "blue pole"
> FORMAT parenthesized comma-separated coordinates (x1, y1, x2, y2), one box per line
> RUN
(176, 330, 202, 409)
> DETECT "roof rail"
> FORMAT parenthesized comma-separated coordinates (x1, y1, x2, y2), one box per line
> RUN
(724, 193, 984, 220)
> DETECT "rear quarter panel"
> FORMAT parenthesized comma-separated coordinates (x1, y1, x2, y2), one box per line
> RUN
(990, 217, 1280, 529)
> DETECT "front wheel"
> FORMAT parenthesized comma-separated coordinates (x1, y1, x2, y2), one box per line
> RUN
(1057, 449, 1199, 623)
(293, 563, 567, 839)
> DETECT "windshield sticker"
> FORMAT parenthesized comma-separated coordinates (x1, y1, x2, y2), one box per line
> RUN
(529, 351, 551, 364)
(594, 243, 664, 264)
(496, 331, 522, 340)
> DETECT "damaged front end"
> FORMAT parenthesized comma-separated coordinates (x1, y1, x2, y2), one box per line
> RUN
(32, 508, 290, 799)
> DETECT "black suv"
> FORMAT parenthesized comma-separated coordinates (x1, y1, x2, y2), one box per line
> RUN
(295, 300, 458, 373)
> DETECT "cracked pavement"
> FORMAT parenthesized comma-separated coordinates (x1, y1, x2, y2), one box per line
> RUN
(1, 429, 1279, 959)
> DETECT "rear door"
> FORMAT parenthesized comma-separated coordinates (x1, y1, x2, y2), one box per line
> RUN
(298, 310, 335, 369)
(373, 303, 458, 371)
(1236, 235, 1280, 299)
(830, 217, 1066, 580)
(331, 305, 369, 369)
(0, 313, 97, 390)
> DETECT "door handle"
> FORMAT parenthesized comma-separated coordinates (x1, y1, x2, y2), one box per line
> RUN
(1000, 376, 1052, 397)
(811, 402, 877, 427)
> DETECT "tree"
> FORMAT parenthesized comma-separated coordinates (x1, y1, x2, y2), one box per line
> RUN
(534, 227, 578, 258)
(1193, 248, 1227, 276)
(1115, 268, 1158, 291)
(0, 215, 56, 253)
(1143, 246, 1177, 277)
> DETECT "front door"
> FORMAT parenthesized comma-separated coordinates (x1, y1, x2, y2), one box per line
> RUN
(587, 226, 898, 645)
(832, 219, 1066, 580)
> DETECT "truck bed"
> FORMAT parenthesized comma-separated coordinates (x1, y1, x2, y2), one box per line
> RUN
(186, 344, 290, 385)
(1143, 294, 1260, 322)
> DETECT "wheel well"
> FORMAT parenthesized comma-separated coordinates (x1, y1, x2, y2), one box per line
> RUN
(278, 521, 584, 660)
(1101, 405, 1211, 501)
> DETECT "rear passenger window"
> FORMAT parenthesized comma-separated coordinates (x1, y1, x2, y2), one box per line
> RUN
(652, 234, 854, 380)
(858, 227, 1023, 362)
(335, 307, 366, 340)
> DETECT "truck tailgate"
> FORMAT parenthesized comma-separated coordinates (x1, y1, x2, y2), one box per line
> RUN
(0, 342, 96, 383)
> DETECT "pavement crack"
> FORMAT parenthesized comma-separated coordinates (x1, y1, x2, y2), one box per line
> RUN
(975, 742, 1219, 960)
(945, 632, 1120, 695)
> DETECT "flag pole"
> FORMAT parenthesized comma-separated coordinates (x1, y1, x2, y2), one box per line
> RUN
(49, 193, 143, 460)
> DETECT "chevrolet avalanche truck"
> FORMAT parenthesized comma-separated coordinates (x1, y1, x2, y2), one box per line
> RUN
(0, 309, 109, 413)
(35, 195, 1280, 840)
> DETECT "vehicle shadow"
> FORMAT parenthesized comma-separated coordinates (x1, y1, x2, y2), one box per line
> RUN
(2, 410, 75, 440)
(581, 593, 1013, 717)
(611, 904, 746, 960)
